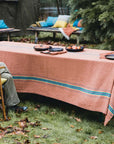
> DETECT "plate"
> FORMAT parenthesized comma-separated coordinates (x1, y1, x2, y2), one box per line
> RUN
(34, 44, 50, 51)
(49, 47, 63, 52)
(66, 46, 84, 52)
(105, 54, 114, 60)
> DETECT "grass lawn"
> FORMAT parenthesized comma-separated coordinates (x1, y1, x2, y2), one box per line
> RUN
(0, 93, 113, 144)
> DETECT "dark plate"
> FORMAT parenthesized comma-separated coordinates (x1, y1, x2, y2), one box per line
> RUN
(49, 47, 63, 52)
(33, 45, 49, 51)
(105, 54, 114, 60)
(66, 46, 84, 52)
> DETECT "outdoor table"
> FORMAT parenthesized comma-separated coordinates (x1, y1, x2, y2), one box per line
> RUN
(0, 41, 113, 126)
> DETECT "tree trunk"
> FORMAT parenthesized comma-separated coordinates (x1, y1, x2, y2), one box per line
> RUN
(56, 0, 60, 15)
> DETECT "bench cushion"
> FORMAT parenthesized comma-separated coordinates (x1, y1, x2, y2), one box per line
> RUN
(53, 15, 70, 28)
(73, 19, 83, 27)
(46, 16, 58, 27)
(0, 20, 8, 29)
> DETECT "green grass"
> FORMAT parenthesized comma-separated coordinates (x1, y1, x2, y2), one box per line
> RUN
(0, 93, 113, 144)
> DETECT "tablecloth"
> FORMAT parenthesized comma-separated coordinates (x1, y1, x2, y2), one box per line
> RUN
(0, 41, 113, 125)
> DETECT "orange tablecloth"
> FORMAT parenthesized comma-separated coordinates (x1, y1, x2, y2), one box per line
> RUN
(0, 41, 114, 126)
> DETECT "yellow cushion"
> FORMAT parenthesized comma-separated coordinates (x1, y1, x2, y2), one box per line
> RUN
(1, 78, 7, 85)
(53, 15, 70, 28)
(53, 21, 67, 28)
(30, 24, 37, 27)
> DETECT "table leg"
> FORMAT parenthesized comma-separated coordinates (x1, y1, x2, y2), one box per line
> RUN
(76, 35, 80, 45)
(35, 31, 38, 44)
(53, 32, 56, 39)
(7, 33, 10, 41)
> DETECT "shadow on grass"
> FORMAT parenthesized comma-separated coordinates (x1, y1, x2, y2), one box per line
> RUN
(18, 93, 113, 126)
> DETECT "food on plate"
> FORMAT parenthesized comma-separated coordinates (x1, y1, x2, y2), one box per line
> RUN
(67, 46, 72, 49)
(67, 45, 83, 50)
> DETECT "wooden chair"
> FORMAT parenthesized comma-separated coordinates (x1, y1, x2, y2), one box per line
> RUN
(0, 66, 7, 120)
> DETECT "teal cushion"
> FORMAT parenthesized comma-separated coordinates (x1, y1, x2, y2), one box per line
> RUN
(0, 20, 8, 29)
(46, 16, 58, 26)
(73, 19, 80, 27)
(39, 21, 48, 27)
(77, 27, 83, 30)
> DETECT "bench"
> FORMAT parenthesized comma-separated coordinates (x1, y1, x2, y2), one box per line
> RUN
(27, 27, 82, 45)
(0, 28, 20, 41)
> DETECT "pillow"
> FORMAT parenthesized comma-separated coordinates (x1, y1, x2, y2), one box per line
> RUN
(0, 20, 8, 29)
(77, 27, 83, 30)
(46, 16, 58, 27)
(30, 24, 37, 27)
(53, 15, 70, 28)
(73, 19, 83, 27)
(77, 19, 83, 27)
(39, 21, 48, 27)
(36, 21, 45, 27)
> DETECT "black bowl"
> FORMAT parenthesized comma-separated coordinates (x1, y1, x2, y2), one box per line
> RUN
(66, 46, 84, 52)
(48, 46, 63, 52)
(105, 54, 114, 60)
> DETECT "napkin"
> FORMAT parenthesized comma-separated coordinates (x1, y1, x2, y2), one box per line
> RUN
(40, 50, 67, 55)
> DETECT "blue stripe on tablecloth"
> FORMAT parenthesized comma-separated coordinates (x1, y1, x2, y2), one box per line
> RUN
(108, 105, 114, 114)
(13, 76, 111, 98)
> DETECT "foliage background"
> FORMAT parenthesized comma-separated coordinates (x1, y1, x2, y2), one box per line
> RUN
(68, 0, 114, 50)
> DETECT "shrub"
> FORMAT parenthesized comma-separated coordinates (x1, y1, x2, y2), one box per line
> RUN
(68, 0, 114, 50)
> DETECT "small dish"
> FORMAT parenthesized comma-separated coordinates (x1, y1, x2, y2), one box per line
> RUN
(105, 54, 114, 60)
(34, 44, 50, 51)
(49, 47, 63, 52)
(66, 45, 84, 52)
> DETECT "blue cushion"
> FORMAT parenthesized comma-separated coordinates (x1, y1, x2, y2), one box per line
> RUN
(73, 19, 80, 27)
(39, 21, 48, 27)
(0, 20, 8, 29)
(77, 27, 83, 31)
(46, 16, 58, 26)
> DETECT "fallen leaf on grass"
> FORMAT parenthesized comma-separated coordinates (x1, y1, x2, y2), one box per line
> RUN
(98, 130, 104, 134)
(34, 105, 41, 111)
(0, 124, 13, 131)
(76, 128, 83, 132)
(70, 125, 75, 128)
(20, 117, 30, 123)
(42, 127, 49, 130)
(51, 112, 55, 115)
(34, 135, 40, 138)
(18, 121, 28, 129)
(24, 139, 30, 144)
(90, 136, 98, 139)
(74, 117, 81, 122)
(30, 121, 41, 127)
(42, 134, 48, 138)
(34, 108, 38, 111)
(84, 139, 88, 142)
(35, 105, 40, 109)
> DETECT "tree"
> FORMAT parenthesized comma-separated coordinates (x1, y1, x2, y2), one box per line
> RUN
(68, 0, 114, 50)
(55, 0, 69, 15)
(56, 0, 60, 15)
